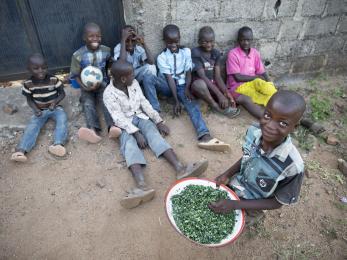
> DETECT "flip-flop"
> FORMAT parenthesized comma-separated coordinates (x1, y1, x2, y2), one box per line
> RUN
(78, 127, 102, 144)
(217, 107, 240, 118)
(108, 126, 122, 139)
(176, 160, 209, 180)
(11, 152, 27, 162)
(120, 188, 156, 209)
(198, 138, 231, 152)
(48, 144, 66, 157)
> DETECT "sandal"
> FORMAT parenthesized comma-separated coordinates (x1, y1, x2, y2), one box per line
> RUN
(176, 160, 209, 180)
(120, 188, 155, 209)
(198, 138, 231, 152)
(48, 144, 66, 157)
(219, 107, 240, 118)
(11, 152, 27, 162)
(109, 126, 122, 139)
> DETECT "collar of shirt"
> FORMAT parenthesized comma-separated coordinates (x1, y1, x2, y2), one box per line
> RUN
(251, 127, 293, 162)
(236, 46, 254, 59)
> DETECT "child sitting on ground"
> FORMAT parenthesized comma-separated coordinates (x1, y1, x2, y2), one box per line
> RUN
(11, 53, 68, 162)
(103, 60, 208, 209)
(209, 90, 306, 226)
(156, 24, 230, 152)
(70, 22, 121, 144)
(226, 26, 277, 119)
(191, 26, 239, 118)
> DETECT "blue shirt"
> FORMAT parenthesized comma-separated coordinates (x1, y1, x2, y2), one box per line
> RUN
(230, 124, 304, 205)
(70, 45, 111, 82)
(113, 44, 147, 70)
(157, 47, 192, 85)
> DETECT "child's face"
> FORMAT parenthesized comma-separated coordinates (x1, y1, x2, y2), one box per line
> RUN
(28, 57, 48, 80)
(125, 38, 136, 53)
(238, 30, 253, 52)
(84, 27, 102, 51)
(260, 100, 301, 144)
(199, 33, 215, 52)
(164, 31, 180, 53)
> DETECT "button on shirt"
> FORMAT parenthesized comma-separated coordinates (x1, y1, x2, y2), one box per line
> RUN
(226, 47, 265, 93)
(157, 48, 192, 85)
(230, 124, 304, 205)
(103, 79, 163, 134)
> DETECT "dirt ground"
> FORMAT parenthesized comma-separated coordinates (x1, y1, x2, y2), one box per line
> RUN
(0, 75, 346, 260)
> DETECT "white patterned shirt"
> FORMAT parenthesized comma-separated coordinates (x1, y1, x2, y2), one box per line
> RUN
(103, 79, 163, 134)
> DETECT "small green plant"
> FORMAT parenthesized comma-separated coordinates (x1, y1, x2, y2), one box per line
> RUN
(331, 86, 344, 98)
(293, 127, 314, 151)
(310, 94, 331, 121)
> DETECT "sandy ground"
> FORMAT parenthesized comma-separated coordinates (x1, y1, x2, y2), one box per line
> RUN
(0, 76, 346, 260)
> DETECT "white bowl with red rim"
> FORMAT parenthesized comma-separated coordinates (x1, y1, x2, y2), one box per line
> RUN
(165, 177, 245, 247)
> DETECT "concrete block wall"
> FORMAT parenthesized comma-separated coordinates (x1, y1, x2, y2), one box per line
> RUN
(123, 0, 347, 79)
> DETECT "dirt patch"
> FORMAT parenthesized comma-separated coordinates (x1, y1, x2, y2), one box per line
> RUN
(0, 75, 346, 259)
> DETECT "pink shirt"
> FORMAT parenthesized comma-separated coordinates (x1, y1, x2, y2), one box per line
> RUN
(226, 47, 265, 94)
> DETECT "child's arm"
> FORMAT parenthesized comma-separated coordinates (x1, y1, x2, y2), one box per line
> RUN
(233, 73, 262, 83)
(214, 65, 236, 107)
(49, 87, 65, 110)
(119, 28, 134, 61)
(165, 74, 182, 116)
(209, 197, 282, 214)
(26, 96, 42, 117)
(215, 158, 242, 186)
(135, 35, 154, 65)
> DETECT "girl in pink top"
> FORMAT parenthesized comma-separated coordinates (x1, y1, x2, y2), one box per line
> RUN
(227, 26, 276, 119)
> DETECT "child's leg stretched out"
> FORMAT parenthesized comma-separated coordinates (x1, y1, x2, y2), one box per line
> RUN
(236, 94, 264, 119)
(48, 107, 68, 157)
(11, 111, 49, 162)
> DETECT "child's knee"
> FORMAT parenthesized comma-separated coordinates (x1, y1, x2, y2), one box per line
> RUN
(192, 79, 207, 92)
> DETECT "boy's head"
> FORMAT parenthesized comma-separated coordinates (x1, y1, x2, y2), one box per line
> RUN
(237, 26, 253, 52)
(83, 23, 101, 51)
(111, 60, 134, 87)
(260, 90, 306, 144)
(124, 25, 137, 53)
(163, 24, 180, 53)
(27, 53, 48, 80)
(198, 26, 215, 52)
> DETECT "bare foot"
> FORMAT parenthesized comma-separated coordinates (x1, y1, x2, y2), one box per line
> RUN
(48, 144, 66, 157)
(78, 127, 102, 143)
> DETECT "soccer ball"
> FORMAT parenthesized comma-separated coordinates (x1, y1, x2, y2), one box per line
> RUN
(80, 66, 103, 89)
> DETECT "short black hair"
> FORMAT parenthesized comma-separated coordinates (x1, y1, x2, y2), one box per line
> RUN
(27, 53, 45, 66)
(111, 60, 133, 79)
(163, 24, 180, 39)
(198, 26, 215, 41)
(268, 90, 306, 120)
(237, 26, 253, 40)
(83, 22, 101, 36)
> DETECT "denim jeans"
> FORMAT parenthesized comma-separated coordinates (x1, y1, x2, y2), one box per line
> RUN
(120, 116, 171, 167)
(80, 82, 113, 131)
(17, 106, 68, 152)
(142, 74, 210, 139)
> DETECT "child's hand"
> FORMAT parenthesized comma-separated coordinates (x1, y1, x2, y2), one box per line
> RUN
(218, 94, 229, 109)
(225, 92, 236, 108)
(49, 102, 56, 111)
(184, 87, 194, 101)
(122, 27, 135, 41)
(135, 35, 145, 45)
(208, 199, 236, 214)
(35, 110, 42, 117)
(215, 173, 229, 187)
(173, 102, 182, 117)
(157, 122, 170, 136)
(134, 131, 147, 149)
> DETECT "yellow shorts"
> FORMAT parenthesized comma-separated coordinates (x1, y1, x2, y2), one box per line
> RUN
(235, 78, 277, 106)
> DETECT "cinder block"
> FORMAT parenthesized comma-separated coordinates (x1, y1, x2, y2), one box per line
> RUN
(268, 58, 291, 77)
(338, 15, 347, 33)
(313, 36, 345, 54)
(257, 40, 278, 60)
(326, 0, 347, 15)
(264, 0, 298, 18)
(220, 0, 265, 19)
(250, 20, 282, 39)
(172, 0, 219, 21)
(276, 40, 316, 57)
(291, 55, 326, 73)
(278, 20, 304, 40)
(302, 0, 327, 16)
(304, 16, 339, 37)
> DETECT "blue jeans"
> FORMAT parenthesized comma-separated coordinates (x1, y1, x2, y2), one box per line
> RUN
(142, 74, 209, 139)
(120, 116, 171, 167)
(17, 106, 68, 152)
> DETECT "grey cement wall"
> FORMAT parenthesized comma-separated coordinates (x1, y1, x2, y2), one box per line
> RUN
(122, 0, 347, 80)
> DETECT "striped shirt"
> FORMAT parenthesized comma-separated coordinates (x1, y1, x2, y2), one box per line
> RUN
(230, 124, 304, 205)
(22, 75, 64, 106)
